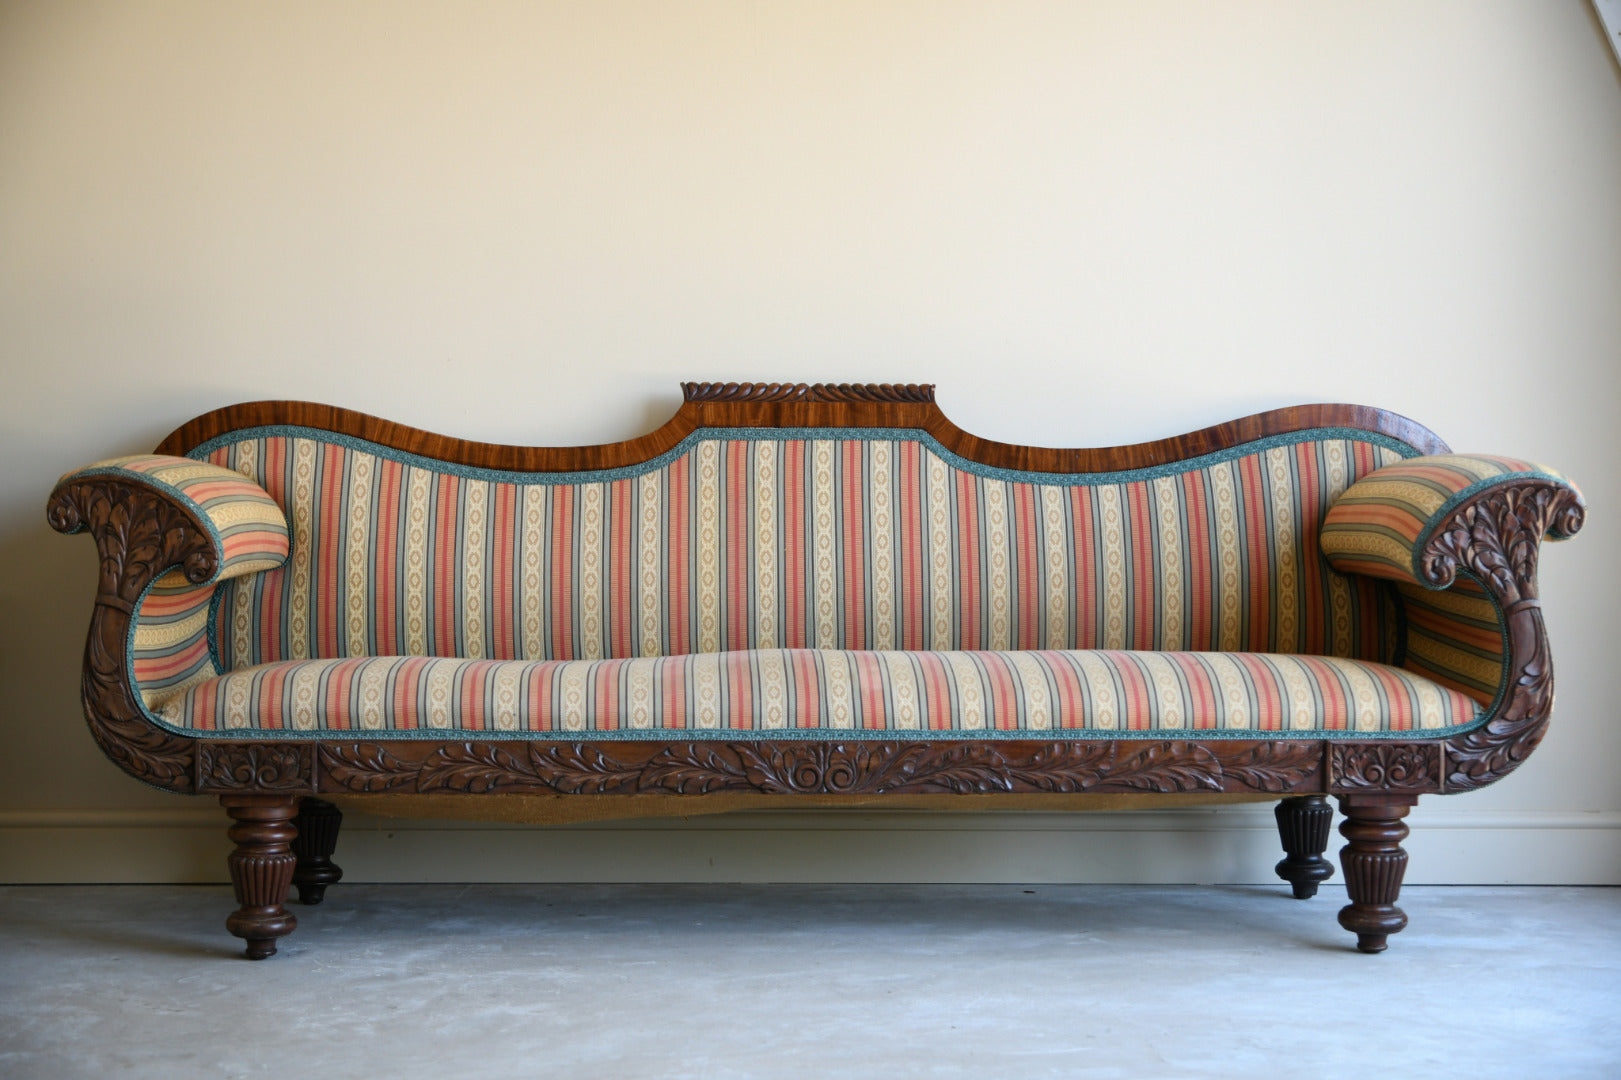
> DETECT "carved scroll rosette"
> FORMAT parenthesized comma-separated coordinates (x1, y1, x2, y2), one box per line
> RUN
(47, 478, 214, 792)
(1328, 744, 1441, 794)
(1419, 480, 1586, 791)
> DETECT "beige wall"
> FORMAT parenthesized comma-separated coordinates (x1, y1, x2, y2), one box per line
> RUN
(3, 1, 1618, 882)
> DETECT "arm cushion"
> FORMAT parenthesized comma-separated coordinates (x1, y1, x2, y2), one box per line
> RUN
(1320, 454, 1581, 588)
(57, 454, 290, 583)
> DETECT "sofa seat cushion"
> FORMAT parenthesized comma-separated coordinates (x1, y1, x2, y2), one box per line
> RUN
(153, 649, 1480, 738)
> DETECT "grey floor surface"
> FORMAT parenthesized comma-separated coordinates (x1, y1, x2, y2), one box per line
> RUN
(1, 884, 1618, 1079)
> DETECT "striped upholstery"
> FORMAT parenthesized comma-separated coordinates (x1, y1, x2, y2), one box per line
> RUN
(133, 580, 222, 708)
(1396, 578, 1504, 706)
(107, 427, 1543, 741)
(61, 455, 290, 709)
(193, 430, 1407, 671)
(1320, 454, 1574, 586)
(153, 649, 1480, 737)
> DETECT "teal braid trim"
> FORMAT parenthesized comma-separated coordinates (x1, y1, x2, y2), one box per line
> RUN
(186, 424, 1422, 487)
(163, 711, 1485, 742)
(206, 585, 225, 676)
(123, 573, 166, 730)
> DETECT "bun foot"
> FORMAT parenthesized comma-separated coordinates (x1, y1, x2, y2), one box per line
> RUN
(1354, 934, 1389, 954)
(240, 936, 285, 961)
(1338, 901, 1407, 953)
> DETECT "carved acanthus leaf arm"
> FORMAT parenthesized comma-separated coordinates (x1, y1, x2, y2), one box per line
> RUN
(46, 475, 222, 792)
(1418, 480, 1586, 791)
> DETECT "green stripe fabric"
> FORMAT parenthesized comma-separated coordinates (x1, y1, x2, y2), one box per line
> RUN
(130, 576, 221, 708)
(1394, 578, 1506, 707)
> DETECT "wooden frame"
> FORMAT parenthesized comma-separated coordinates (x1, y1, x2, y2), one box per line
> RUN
(48, 384, 1584, 956)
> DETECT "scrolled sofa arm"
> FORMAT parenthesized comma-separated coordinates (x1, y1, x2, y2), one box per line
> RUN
(1321, 454, 1585, 791)
(46, 455, 290, 792)
(48, 455, 289, 588)
(1321, 455, 1583, 590)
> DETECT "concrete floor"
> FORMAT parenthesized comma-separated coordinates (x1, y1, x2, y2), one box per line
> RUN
(1, 885, 1617, 1079)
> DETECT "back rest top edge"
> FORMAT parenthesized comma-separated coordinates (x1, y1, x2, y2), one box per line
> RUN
(156, 394, 1450, 483)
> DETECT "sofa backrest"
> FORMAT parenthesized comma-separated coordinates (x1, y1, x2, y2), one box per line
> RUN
(175, 427, 1410, 676)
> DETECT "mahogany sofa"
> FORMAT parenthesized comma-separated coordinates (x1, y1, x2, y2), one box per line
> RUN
(48, 383, 1584, 959)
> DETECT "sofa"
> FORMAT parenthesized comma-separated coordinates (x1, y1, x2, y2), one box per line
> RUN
(48, 382, 1584, 959)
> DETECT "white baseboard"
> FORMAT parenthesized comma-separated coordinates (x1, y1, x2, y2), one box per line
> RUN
(2, 806, 1618, 885)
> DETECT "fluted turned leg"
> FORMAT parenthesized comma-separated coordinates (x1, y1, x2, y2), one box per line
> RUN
(1336, 795, 1417, 954)
(1274, 795, 1335, 899)
(291, 797, 344, 905)
(221, 795, 299, 960)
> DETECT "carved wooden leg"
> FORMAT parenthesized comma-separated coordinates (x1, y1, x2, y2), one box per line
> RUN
(221, 795, 299, 960)
(1336, 794, 1417, 954)
(1274, 795, 1335, 899)
(291, 797, 344, 905)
